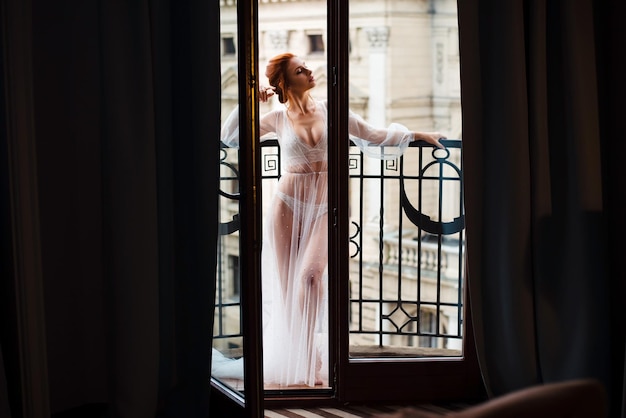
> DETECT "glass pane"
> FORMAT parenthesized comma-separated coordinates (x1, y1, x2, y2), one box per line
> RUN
(258, 0, 330, 390)
(347, 0, 464, 359)
(212, 0, 245, 393)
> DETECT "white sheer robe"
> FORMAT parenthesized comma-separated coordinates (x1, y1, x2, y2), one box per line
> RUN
(218, 101, 414, 387)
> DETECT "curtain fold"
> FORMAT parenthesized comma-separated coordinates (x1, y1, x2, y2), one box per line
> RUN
(98, 1, 219, 416)
(152, 1, 219, 415)
(28, 0, 220, 416)
(458, 0, 626, 415)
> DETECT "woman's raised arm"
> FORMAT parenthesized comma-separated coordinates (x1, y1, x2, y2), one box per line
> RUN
(220, 86, 278, 147)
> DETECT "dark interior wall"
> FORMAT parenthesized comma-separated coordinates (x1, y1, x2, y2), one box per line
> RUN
(32, 0, 108, 412)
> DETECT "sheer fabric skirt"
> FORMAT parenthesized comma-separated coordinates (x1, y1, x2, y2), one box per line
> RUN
(262, 171, 329, 387)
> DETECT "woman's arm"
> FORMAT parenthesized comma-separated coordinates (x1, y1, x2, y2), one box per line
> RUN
(220, 88, 278, 147)
(259, 86, 277, 138)
(220, 106, 240, 148)
(348, 109, 446, 149)
(259, 112, 277, 138)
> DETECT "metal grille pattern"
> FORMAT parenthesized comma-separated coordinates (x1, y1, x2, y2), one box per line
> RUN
(215, 139, 464, 355)
(347, 140, 464, 353)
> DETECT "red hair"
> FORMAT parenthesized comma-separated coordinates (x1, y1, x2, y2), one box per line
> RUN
(265, 53, 295, 104)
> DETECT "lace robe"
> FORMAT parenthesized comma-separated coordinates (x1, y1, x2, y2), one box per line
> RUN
(218, 100, 414, 386)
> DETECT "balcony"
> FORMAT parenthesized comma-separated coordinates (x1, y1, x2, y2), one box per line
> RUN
(215, 139, 464, 365)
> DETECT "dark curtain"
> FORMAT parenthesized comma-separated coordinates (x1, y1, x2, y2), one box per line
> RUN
(457, 0, 626, 416)
(25, 0, 219, 416)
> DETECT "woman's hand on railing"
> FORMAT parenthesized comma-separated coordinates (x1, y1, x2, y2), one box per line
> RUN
(413, 132, 447, 149)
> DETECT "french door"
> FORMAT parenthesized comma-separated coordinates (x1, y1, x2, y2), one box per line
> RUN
(212, 0, 481, 416)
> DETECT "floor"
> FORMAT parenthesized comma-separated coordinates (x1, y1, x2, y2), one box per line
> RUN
(265, 402, 468, 417)
(50, 399, 471, 417)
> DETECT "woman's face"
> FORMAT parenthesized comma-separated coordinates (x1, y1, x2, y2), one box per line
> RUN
(285, 57, 316, 94)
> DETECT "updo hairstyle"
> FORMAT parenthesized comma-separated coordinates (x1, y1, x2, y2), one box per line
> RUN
(265, 52, 295, 104)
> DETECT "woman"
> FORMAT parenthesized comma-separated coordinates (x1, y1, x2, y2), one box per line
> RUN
(220, 52, 445, 387)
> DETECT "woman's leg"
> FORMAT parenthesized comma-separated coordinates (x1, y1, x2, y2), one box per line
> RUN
(271, 198, 295, 302)
(297, 214, 328, 384)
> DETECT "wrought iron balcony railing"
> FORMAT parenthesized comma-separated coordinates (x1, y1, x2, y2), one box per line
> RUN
(215, 138, 464, 356)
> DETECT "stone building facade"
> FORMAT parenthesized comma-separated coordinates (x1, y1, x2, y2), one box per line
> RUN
(216, 0, 463, 356)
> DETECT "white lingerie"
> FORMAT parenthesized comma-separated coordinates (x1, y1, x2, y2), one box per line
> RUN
(216, 100, 414, 387)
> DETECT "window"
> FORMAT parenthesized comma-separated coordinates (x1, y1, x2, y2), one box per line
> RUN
(222, 35, 236, 56)
(307, 33, 324, 54)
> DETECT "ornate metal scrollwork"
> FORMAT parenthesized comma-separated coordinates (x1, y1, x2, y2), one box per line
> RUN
(349, 221, 361, 258)
(219, 145, 241, 235)
(400, 146, 464, 235)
